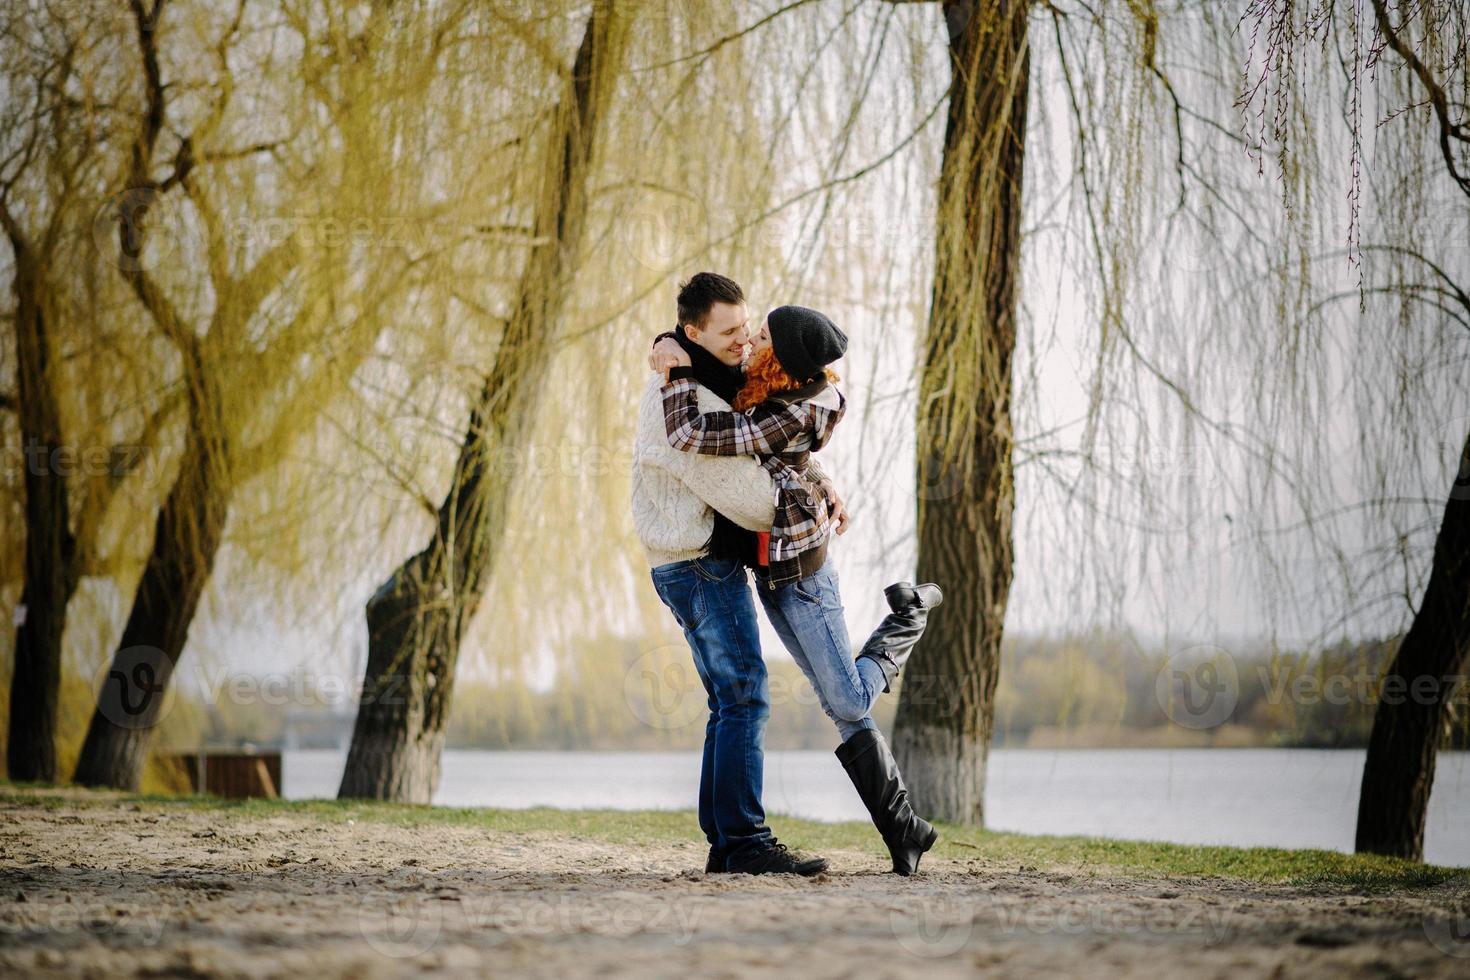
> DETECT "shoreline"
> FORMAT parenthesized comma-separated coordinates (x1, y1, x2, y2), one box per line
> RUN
(272, 747, 1470, 867)
(3, 785, 1470, 977)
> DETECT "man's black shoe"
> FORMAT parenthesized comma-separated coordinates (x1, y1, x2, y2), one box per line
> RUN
(726, 842, 828, 876)
(705, 846, 730, 873)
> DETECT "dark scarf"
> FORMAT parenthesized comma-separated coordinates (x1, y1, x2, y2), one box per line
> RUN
(668, 328, 760, 566)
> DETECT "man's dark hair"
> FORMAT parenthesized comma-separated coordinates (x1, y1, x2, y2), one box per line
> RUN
(677, 272, 744, 328)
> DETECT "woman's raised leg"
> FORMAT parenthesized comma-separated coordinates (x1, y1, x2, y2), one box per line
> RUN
(755, 562, 940, 873)
(754, 562, 885, 724)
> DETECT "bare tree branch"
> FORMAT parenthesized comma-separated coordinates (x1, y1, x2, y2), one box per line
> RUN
(633, 0, 824, 72)
(1371, 0, 1470, 199)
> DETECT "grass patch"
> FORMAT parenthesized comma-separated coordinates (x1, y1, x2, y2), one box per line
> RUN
(3, 781, 1463, 891)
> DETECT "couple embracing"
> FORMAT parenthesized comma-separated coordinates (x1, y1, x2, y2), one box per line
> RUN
(630, 272, 943, 876)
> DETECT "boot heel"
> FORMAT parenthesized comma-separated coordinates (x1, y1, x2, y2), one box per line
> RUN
(891, 822, 938, 876)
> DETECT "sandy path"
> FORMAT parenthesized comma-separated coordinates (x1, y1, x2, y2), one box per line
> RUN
(2, 791, 1468, 978)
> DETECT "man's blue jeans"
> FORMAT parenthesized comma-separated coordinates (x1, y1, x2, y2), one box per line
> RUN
(650, 555, 774, 863)
(755, 559, 886, 742)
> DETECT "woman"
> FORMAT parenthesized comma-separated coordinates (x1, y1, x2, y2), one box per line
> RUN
(657, 304, 943, 875)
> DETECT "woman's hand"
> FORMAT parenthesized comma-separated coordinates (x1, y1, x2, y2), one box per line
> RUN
(649, 337, 690, 379)
(818, 478, 851, 535)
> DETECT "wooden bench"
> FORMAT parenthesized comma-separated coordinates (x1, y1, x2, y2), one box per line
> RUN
(171, 751, 282, 799)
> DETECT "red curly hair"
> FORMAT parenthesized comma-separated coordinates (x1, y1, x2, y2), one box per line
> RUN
(734, 346, 839, 412)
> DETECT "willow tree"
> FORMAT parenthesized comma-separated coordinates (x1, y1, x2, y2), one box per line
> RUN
(337, 1, 631, 800)
(1099, 0, 1470, 858)
(881, 0, 1366, 824)
(0, 11, 86, 782)
(873, 0, 1032, 824)
(388, 0, 898, 768)
(73, 0, 431, 788)
(1, 2, 174, 781)
(1348, 0, 1470, 862)
(1224, 0, 1470, 861)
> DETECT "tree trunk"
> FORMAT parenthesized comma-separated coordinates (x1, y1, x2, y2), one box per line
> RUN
(338, 1, 627, 801)
(891, 0, 1031, 825)
(69, 0, 239, 790)
(6, 233, 75, 783)
(1354, 425, 1470, 860)
(72, 393, 231, 790)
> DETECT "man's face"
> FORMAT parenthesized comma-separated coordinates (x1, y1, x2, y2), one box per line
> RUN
(683, 301, 750, 367)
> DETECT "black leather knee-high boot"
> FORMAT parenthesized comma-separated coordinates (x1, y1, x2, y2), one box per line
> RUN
(835, 728, 938, 875)
(855, 582, 943, 693)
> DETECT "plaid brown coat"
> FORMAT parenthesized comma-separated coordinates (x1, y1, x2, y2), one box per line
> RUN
(662, 366, 845, 587)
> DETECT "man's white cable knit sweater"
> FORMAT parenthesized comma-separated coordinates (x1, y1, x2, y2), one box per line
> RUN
(631, 373, 775, 567)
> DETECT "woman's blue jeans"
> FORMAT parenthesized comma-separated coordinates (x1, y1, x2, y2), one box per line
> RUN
(754, 560, 887, 742)
(650, 555, 774, 863)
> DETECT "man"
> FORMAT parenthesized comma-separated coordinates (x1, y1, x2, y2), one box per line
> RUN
(631, 272, 838, 875)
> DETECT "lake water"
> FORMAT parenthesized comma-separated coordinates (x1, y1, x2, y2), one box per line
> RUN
(282, 747, 1470, 867)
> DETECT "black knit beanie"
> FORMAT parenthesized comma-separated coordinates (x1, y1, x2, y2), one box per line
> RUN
(766, 305, 847, 384)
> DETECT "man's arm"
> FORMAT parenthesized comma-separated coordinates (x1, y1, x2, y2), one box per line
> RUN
(638, 376, 775, 532)
(665, 443, 776, 531)
(662, 368, 807, 456)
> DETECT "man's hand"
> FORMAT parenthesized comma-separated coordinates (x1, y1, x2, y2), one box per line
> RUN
(649, 336, 690, 379)
(819, 478, 851, 535)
